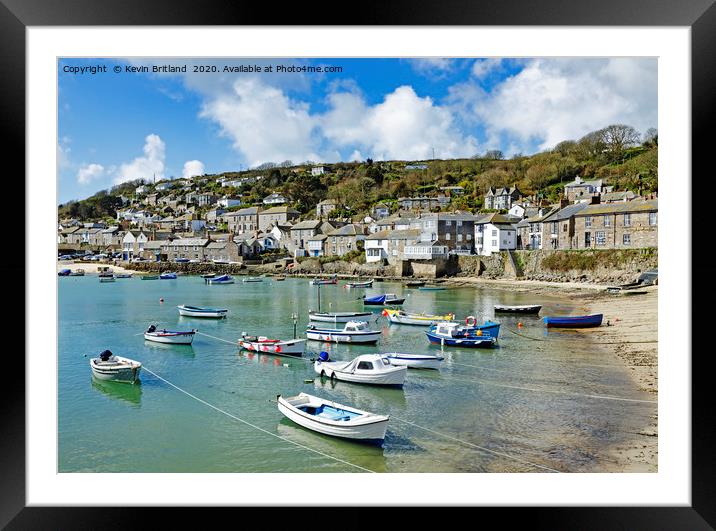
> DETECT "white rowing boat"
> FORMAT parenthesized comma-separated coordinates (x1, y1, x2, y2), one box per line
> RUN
(382, 308, 455, 326)
(144, 325, 196, 344)
(239, 334, 306, 356)
(89, 350, 141, 384)
(277, 392, 389, 443)
(177, 305, 228, 318)
(314, 353, 406, 386)
(306, 320, 381, 344)
(383, 352, 444, 370)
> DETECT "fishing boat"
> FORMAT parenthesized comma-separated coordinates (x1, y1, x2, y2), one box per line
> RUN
(143, 324, 196, 344)
(159, 272, 177, 279)
(314, 353, 407, 386)
(140, 275, 159, 280)
(404, 280, 426, 287)
(383, 352, 444, 370)
(239, 334, 306, 356)
(69, 269, 85, 276)
(89, 350, 142, 383)
(363, 293, 405, 305)
(418, 285, 446, 291)
(99, 276, 115, 283)
(207, 274, 235, 284)
(58, 269, 71, 276)
(115, 273, 133, 279)
(426, 321, 498, 348)
(345, 280, 373, 289)
(382, 308, 455, 326)
(306, 320, 381, 344)
(274, 276, 286, 281)
(277, 392, 389, 443)
(310, 276, 337, 285)
(177, 305, 228, 318)
(308, 311, 376, 323)
(494, 304, 542, 314)
(242, 276, 264, 283)
(543, 314, 603, 328)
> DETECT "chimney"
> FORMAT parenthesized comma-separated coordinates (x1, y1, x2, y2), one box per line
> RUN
(590, 195, 601, 205)
(560, 198, 570, 209)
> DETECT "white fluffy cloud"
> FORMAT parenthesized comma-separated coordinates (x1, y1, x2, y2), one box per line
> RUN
(322, 85, 479, 161)
(77, 163, 104, 184)
(182, 160, 205, 178)
(114, 134, 166, 184)
(199, 78, 321, 167)
(452, 58, 657, 153)
(471, 58, 504, 79)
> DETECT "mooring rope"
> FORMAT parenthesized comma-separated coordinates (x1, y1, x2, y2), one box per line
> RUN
(141, 367, 376, 473)
(195, 331, 238, 346)
(390, 415, 562, 473)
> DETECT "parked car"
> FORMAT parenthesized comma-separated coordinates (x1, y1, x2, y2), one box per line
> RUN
(638, 269, 658, 286)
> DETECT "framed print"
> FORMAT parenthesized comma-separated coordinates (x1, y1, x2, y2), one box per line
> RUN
(4, 0, 712, 527)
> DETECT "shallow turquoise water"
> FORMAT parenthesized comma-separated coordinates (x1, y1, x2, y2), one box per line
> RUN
(58, 275, 655, 472)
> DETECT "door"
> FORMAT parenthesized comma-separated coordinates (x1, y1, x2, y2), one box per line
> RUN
(584, 232, 591, 248)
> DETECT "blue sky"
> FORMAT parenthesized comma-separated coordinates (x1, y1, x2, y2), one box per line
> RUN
(58, 57, 657, 203)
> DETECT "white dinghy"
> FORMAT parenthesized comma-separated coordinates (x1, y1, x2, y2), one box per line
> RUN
(314, 353, 406, 386)
(306, 320, 381, 344)
(89, 350, 142, 384)
(143, 324, 196, 344)
(383, 352, 444, 370)
(177, 305, 228, 318)
(277, 392, 389, 443)
(239, 334, 306, 356)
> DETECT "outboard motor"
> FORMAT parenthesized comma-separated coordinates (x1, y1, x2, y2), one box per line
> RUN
(99, 350, 113, 361)
(146, 324, 157, 333)
(319, 351, 330, 362)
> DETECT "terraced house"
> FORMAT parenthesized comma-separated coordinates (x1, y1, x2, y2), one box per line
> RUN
(162, 238, 210, 261)
(573, 199, 658, 249)
(224, 206, 259, 234)
(325, 224, 366, 256)
(410, 212, 476, 254)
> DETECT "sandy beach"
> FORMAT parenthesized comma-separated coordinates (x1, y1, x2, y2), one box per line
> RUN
(57, 260, 136, 275)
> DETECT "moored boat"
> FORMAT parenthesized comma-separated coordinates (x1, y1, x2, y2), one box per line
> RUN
(242, 276, 264, 283)
(115, 273, 133, 279)
(363, 293, 405, 305)
(418, 285, 446, 291)
(274, 276, 286, 281)
(99, 276, 115, 283)
(494, 304, 542, 314)
(277, 392, 389, 443)
(383, 352, 444, 370)
(382, 308, 455, 326)
(207, 274, 235, 284)
(160, 272, 177, 279)
(144, 324, 196, 344)
(308, 311, 376, 323)
(89, 350, 142, 383)
(426, 321, 498, 348)
(140, 275, 159, 280)
(543, 314, 603, 328)
(404, 280, 426, 287)
(345, 280, 373, 289)
(58, 269, 71, 276)
(239, 334, 306, 356)
(177, 304, 228, 318)
(306, 320, 381, 344)
(69, 269, 85, 276)
(314, 353, 406, 386)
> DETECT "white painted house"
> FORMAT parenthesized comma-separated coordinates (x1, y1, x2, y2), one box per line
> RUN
(364, 230, 391, 263)
(474, 214, 518, 256)
(216, 197, 242, 208)
(311, 166, 326, 176)
(122, 230, 149, 260)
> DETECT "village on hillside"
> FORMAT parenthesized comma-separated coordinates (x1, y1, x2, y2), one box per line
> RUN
(57, 160, 658, 272)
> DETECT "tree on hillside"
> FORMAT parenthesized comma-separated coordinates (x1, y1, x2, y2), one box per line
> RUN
(599, 124, 641, 162)
(576, 130, 607, 160)
(525, 162, 555, 191)
(484, 150, 504, 160)
(643, 127, 658, 147)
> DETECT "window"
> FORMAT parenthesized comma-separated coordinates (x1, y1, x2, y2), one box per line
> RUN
(492, 239, 497, 247)
(624, 213, 631, 227)
(457, 234, 463, 242)
(551, 222, 558, 235)
(649, 212, 657, 226)
(456, 220, 462, 227)
(467, 234, 472, 241)
(585, 216, 592, 228)
(492, 229, 498, 237)
(623, 233, 631, 245)
(595, 231, 606, 245)
(445, 220, 452, 226)
(604, 215, 611, 227)
(445, 233, 451, 240)
(563, 223, 568, 232)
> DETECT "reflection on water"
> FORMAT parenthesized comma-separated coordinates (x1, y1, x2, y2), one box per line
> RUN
(59, 276, 656, 473)
(91, 377, 142, 406)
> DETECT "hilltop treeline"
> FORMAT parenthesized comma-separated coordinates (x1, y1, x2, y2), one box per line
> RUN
(59, 124, 657, 221)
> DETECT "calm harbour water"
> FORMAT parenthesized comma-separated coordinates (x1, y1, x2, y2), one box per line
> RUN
(58, 275, 655, 473)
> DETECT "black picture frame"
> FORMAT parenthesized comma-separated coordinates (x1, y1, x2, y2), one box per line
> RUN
(5, 0, 710, 528)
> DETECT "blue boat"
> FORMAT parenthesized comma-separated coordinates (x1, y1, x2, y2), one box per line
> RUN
(426, 321, 499, 348)
(363, 293, 405, 305)
(160, 272, 177, 280)
(544, 314, 603, 328)
(58, 269, 71, 276)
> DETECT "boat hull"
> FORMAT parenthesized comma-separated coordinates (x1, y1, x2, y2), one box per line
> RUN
(308, 312, 375, 323)
(384, 310, 454, 326)
(544, 314, 603, 328)
(313, 361, 406, 386)
(345, 281, 373, 288)
(90, 357, 141, 383)
(384, 353, 444, 370)
(239, 338, 306, 356)
(177, 306, 228, 318)
(306, 328, 381, 344)
(277, 394, 388, 442)
(494, 304, 542, 314)
(426, 331, 497, 348)
(144, 331, 196, 344)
